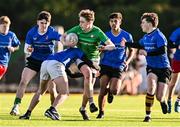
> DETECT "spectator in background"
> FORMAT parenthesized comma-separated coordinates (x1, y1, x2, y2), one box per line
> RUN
(0, 16, 20, 80)
(137, 54, 147, 94)
(121, 57, 143, 95)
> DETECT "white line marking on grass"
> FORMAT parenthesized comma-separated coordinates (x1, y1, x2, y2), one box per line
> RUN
(0, 126, 173, 127)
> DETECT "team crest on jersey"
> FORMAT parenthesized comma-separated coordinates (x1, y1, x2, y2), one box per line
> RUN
(90, 35, 94, 38)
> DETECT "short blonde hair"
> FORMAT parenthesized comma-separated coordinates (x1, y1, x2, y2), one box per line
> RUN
(0, 16, 11, 25)
(79, 9, 95, 22)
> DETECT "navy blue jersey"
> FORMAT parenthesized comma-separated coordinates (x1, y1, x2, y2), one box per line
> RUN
(139, 28, 170, 68)
(25, 26, 61, 61)
(47, 48, 84, 68)
(0, 31, 20, 66)
(100, 29, 133, 70)
(169, 27, 180, 60)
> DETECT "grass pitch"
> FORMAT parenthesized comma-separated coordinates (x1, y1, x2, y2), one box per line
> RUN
(1, 93, 180, 127)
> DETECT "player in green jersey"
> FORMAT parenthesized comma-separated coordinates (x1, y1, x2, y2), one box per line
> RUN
(63, 9, 115, 120)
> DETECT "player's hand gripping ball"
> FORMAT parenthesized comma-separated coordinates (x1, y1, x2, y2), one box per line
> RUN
(65, 33, 78, 47)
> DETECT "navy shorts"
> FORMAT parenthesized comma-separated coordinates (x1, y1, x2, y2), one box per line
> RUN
(146, 66, 172, 84)
(100, 64, 123, 78)
(25, 57, 43, 72)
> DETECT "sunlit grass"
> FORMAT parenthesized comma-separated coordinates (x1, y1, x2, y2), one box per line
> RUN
(0, 93, 180, 127)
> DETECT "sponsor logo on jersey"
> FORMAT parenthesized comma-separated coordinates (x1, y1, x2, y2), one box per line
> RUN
(33, 37, 37, 40)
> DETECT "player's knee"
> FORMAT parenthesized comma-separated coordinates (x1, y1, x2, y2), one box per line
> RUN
(19, 80, 28, 87)
(83, 71, 92, 80)
(81, 66, 92, 78)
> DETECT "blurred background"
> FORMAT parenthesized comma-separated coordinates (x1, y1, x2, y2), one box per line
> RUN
(0, 0, 179, 94)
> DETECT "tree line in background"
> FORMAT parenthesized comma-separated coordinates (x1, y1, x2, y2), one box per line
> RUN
(0, 0, 179, 84)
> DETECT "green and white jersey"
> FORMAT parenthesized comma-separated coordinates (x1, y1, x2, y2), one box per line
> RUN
(67, 25, 108, 60)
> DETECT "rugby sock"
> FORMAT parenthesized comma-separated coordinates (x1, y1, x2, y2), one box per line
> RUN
(80, 106, 86, 111)
(88, 97, 94, 105)
(145, 93, 154, 115)
(26, 110, 32, 115)
(49, 106, 56, 111)
(14, 97, 21, 105)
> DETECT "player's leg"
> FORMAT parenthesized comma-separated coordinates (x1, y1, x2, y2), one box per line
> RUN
(48, 81, 58, 105)
(156, 82, 168, 114)
(108, 78, 122, 103)
(79, 65, 92, 120)
(143, 72, 157, 122)
(167, 73, 179, 113)
(168, 59, 180, 113)
(107, 69, 123, 103)
(19, 79, 50, 119)
(10, 67, 37, 115)
(44, 61, 69, 120)
(19, 60, 50, 119)
(97, 75, 110, 119)
(156, 67, 171, 114)
(174, 73, 180, 113)
(78, 64, 97, 120)
(51, 76, 69, 108)
(45, 76, 69, 120)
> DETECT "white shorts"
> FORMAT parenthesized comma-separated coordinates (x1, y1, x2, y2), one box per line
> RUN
(40, 60, 67, 80)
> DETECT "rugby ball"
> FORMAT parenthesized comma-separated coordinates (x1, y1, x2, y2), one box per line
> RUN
(65, 33, 78, 47)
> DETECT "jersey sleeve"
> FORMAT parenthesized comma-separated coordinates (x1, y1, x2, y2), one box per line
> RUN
(25, 30, 33, 45)
(98, 29, 109, 44)
(126, 34, 134, 43)
(52, 29, 61, 41)
(12, 33, 21, 47)
(169, 28, 180, 45)
(138, 38, 144, 47)
(156, 33, 167, 48)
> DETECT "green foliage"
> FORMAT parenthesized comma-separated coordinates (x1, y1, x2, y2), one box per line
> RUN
(0, 0, 179, 41)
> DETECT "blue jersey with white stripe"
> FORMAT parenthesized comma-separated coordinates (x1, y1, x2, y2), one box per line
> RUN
(139, 28, 170, 68)
(0, 31, 20, 66)
(25, 26, 61, 61)
(169, 27, 180, 60)
(100, 29, 133, 70)
(47, 48, 84, 68)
